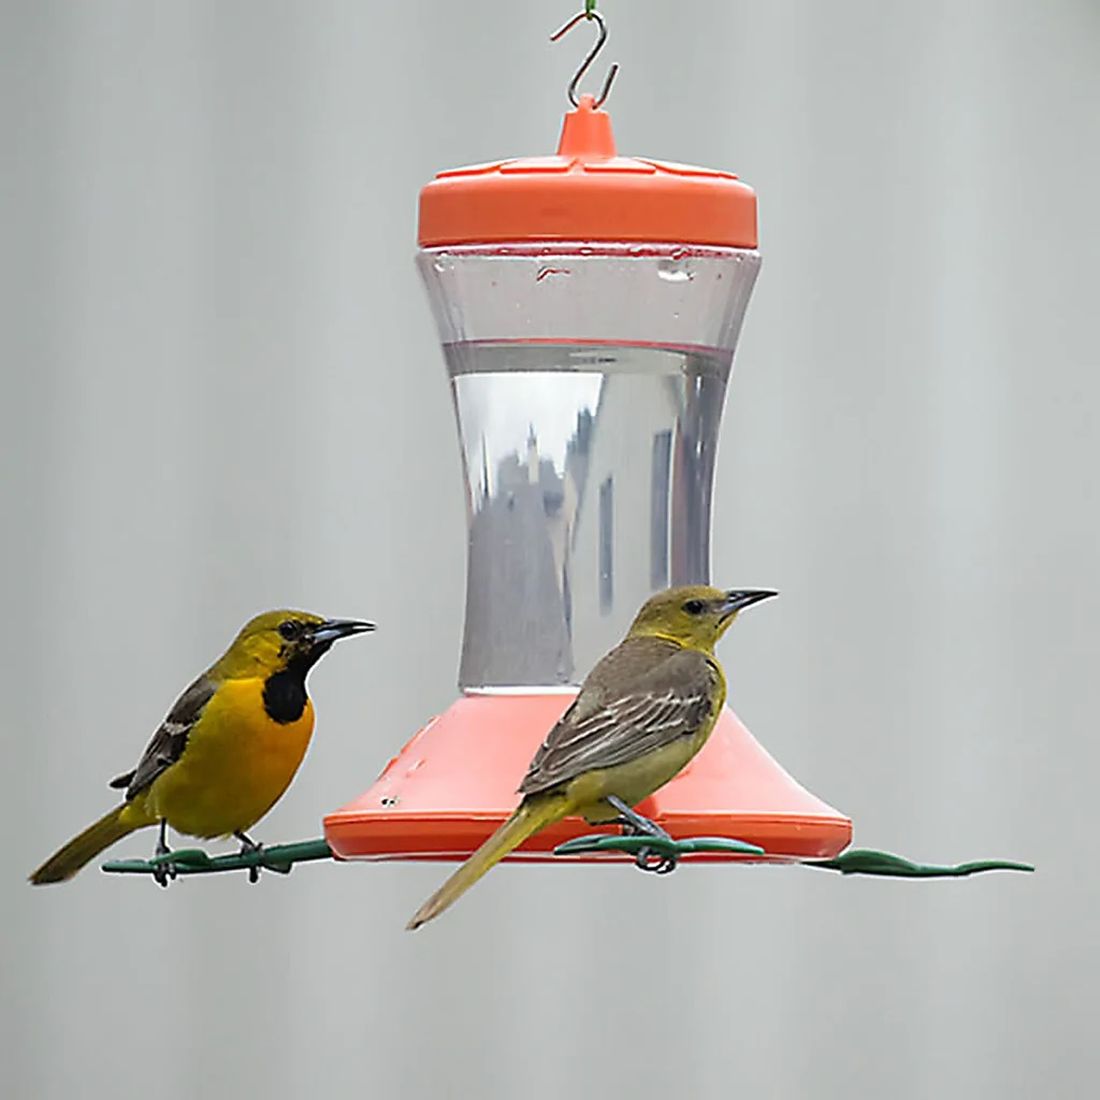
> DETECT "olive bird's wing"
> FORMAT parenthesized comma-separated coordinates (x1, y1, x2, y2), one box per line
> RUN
(519, 641, 720, 795)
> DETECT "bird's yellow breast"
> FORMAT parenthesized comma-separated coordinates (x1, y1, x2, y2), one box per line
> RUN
(145, 678, 315, 840)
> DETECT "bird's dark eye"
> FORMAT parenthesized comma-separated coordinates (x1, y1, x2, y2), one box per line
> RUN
(278, 620, 302, 641)
(683, 599, 706, 616)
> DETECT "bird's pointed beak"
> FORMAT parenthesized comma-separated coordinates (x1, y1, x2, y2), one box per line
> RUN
(311, 618, 376, 645)
(719, 589, 778, 619)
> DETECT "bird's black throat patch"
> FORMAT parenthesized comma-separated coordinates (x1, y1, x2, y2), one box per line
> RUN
(262, 661, 310, 724)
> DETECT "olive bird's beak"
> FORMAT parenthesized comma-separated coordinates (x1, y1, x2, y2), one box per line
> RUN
(719, 589, 778, 619)
(311, 619, 376, 645)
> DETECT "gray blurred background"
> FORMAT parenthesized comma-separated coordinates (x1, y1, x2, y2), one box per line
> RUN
(3, 2, 1097, 1097)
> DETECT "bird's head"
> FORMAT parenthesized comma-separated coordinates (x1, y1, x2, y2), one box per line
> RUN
(628, 585, 777, 652)
(217, 610, 375, 678)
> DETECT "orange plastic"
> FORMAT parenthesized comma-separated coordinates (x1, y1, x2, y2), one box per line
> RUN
(417, 94, 758, 248)
(324, 693, 851, 863)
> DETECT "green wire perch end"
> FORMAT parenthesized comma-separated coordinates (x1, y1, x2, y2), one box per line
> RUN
(102, 838, 334, 879)
(804, 848, 1034, 878)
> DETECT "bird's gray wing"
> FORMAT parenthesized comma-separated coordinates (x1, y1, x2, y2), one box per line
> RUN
(519, 645, 719, 795)
(108, 673, 217, 800)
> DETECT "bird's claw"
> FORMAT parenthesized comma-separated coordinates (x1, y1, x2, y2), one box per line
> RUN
(634, 847, 679, 875)
(152, 863, 177, 887)
(152, 844, 177, 888)
(606, 796, 680, 875)
(235, 833, 264, 884)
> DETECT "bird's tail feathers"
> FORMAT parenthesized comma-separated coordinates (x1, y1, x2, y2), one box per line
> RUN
(29, 804, 142, 885)
(406, 794, 569, 930)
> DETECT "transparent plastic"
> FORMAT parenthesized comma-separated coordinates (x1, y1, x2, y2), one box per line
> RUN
(416, 243, 761, 689)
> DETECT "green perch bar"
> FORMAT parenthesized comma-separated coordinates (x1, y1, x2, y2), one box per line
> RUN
(102, 838, 334, 878)
(101, 835, 1034, 880)
(553, 834, 765, 858)
(554, 836, 1033, 878)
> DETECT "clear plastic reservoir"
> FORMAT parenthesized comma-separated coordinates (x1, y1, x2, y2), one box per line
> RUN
(416, 243, 761, 689)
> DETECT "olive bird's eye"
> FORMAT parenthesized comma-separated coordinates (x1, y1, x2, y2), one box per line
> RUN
(279, 620, 302, 641)
(683, 599, 706, 616)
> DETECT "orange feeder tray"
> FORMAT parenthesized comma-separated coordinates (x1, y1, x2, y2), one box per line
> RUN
(325, 694, 851, 863)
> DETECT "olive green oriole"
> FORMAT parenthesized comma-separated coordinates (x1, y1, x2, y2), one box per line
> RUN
(407, 584, 776, 929)
(30, 610, 374, 886)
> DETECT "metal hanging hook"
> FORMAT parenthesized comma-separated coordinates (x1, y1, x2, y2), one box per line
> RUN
(550, 9, 620, 109)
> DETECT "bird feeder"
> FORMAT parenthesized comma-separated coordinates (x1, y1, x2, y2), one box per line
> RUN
(323, 13, 852, 867)
(103, 10, 1032, 886)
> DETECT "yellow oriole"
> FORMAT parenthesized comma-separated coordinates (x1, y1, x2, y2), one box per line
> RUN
(30, 610, 374, 886)
(407, 584, 775, 929)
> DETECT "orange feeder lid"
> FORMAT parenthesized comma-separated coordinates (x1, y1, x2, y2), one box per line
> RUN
(417, 94, 758, 248)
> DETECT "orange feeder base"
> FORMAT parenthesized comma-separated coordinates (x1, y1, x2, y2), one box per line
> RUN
(324, 693, 851, 864)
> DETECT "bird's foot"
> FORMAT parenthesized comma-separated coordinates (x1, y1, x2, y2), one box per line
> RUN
(151, 839, 178, 888)
(235, 832, 264, 884)
(605, 795, 678, 875)
(634, 847, 679, 875)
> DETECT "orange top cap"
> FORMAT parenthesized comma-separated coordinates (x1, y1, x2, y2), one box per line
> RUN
(418, 94, 758, 249)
